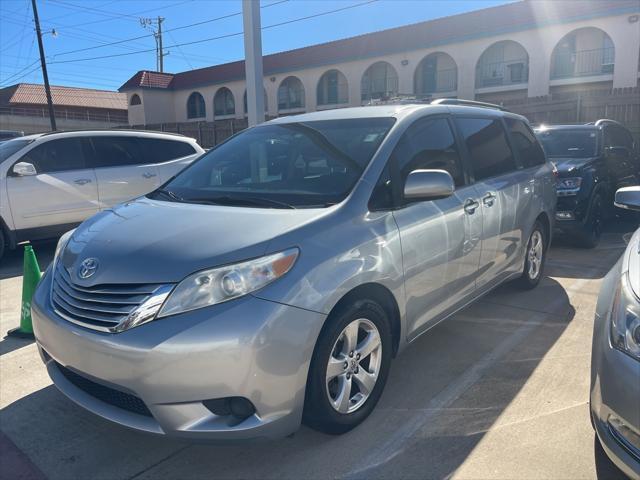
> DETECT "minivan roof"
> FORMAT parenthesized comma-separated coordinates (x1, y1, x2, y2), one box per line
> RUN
(268, 104, 522, 125)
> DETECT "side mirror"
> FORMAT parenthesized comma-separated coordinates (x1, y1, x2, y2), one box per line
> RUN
(606, 146, 630, 157)
(12, 162, 37, 176)
(404, 169, 455, 201)
(614, 186, 640, 212)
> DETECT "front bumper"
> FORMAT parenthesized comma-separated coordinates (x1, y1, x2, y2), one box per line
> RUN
(590, 309, 640, 479)
(32, 270, 326, 440)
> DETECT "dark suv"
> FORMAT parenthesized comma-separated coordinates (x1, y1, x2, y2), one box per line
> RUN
(535, 120, 639, 247)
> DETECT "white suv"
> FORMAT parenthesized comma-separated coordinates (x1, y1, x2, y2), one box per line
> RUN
(0, 130, 204, 259)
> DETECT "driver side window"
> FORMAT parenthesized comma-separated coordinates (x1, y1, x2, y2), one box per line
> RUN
(19, 138, 87, 174)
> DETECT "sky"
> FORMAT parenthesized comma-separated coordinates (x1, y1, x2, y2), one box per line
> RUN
(0, 0, 513, 91)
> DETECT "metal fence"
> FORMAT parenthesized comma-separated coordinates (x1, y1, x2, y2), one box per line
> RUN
(504, 86, 640, 140)
(550, 47, 615, 79)
(476, 58, 529, 88)
(0, 106, 128, 124)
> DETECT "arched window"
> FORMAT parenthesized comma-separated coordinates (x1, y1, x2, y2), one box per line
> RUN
(414, 53, 457, 95)
(550, 27, 615, 79)
(129, 94, 142, 106)
(214, 87, 235, 116)
(317, 69, 348, 106)
(361, 62, 398, 102)
(243, 89, 268, 114)
(277, 76, 305, 111)
(476, 40, 529, 88)
(187, 92, 206, 119)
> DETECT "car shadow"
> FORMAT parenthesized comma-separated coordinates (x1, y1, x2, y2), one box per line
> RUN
(0, 336, 34, 356)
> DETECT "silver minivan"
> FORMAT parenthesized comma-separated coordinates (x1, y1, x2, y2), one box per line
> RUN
(32, 102, 556, 439)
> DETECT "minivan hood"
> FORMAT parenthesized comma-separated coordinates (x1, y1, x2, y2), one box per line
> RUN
(551, 157, 596, 175)
(61, 197, 328, 285)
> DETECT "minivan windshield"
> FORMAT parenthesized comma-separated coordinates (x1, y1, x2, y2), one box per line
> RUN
(152, 118, 395, 208)
(0, 138, 32, 162)
(535, 129, 598, 158)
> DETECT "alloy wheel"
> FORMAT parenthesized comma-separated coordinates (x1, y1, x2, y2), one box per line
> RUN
(527, 230, 544, 280)
(326, 318, 382, 414)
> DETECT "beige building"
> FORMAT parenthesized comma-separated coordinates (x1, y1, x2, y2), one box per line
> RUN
(119, 0, 640, 126)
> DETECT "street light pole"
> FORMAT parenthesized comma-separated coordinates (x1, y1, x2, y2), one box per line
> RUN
(243, 0, 265, 127)
(31, 0, 56, 131)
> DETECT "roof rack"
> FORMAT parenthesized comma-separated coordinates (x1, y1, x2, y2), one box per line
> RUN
(38, 128, 188, 138)
(430, 98, 509, 112)
(589, 119, 624, 128)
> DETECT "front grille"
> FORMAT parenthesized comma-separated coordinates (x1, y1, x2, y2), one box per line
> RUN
(56, 362, 152, 417)
(52, 262, 166, 332)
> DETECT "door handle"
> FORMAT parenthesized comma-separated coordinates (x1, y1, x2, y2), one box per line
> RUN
(74, 178, 92, 185)
(482, 192, 496, 207)
(464, 198, 480, 214)
(142, 172, 157, 179)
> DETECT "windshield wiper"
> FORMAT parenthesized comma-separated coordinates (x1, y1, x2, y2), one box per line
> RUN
(151, 188, 184, 202)
(187, 195, 296, 209)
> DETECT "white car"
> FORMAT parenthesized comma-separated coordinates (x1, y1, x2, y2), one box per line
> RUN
(0, 130, 204, 259)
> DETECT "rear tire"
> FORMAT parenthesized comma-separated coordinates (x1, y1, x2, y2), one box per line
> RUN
(303, 299, 392, 434)
(578, 195, 604, 249)
(516, 220, 546, 290)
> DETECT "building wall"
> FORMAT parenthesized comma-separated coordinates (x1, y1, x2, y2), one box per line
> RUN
(127, 11, 640, 125)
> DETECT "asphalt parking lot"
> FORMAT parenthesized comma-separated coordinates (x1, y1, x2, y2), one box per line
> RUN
(0, 224, 635, 480)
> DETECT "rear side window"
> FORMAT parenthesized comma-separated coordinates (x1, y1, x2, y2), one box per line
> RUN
(20, 138, 87, 173)
(455, 117, 517, 181)
(139, 138, 197, 163)
(394, 117, 465, 188)
(91, 136, 145, 168)
(505, 118, 546, 168)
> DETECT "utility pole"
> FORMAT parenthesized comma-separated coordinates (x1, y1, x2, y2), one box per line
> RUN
(140, 16, 168, 72)
(157, 17, 165, 73)
(31, 0, 56, 131)
(243, 0, 265, 126)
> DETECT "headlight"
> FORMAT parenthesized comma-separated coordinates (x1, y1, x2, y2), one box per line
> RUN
(54, 229, 75, 263)
(158, 248, 299, 318)
(610, 273, 640, 361)
(556, 177, 582, 196)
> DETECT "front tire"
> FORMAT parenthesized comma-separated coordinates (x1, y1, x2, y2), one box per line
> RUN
(303, 299, 392, 434)
(0, 229, 5, 262)
(578, 195, 604, 249)
(516, 220, 546, 290)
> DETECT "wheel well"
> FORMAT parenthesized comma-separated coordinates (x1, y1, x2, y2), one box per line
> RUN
(328, 283, 402, 357)
(0, 216, 13, 249)
(535, 212, 551, 248)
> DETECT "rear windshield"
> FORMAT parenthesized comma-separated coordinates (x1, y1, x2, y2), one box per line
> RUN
(535, 129, 598, 158)
(0, 138, 32, 162)
(154, 118, 395, 208)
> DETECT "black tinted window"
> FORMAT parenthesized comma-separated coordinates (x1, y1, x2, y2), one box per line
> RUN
(139, 138, 197, 163)
(91, 136, 144, 167)
(456, 117, 517, 180)
(605, 126, 633, 150)
(536, 129, 597, 158)
(505, 118, 546, 168)
(21, 138, 87, 173)
(394, 117, 465, 188)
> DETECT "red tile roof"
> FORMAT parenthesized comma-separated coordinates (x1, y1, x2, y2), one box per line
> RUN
(119, 0, 639, 92)
(1, 83, 127, 110)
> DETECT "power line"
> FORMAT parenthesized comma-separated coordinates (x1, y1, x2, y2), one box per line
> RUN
(52, 0, 289, 58)
(49, 0, 379, 65)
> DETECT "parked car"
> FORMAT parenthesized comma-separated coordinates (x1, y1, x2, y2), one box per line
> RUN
(535, 119, 640, 248)
(0, 129, 24, 141)
(32, 102, 556, 439)
(591, 186, 640, 480)
(0, 130, 204, 259)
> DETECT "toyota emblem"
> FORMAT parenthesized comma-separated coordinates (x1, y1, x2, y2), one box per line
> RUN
(78, 258, 99, 279)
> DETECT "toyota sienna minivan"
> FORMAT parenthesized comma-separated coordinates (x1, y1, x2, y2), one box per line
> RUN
(32, 101, 556, 439)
